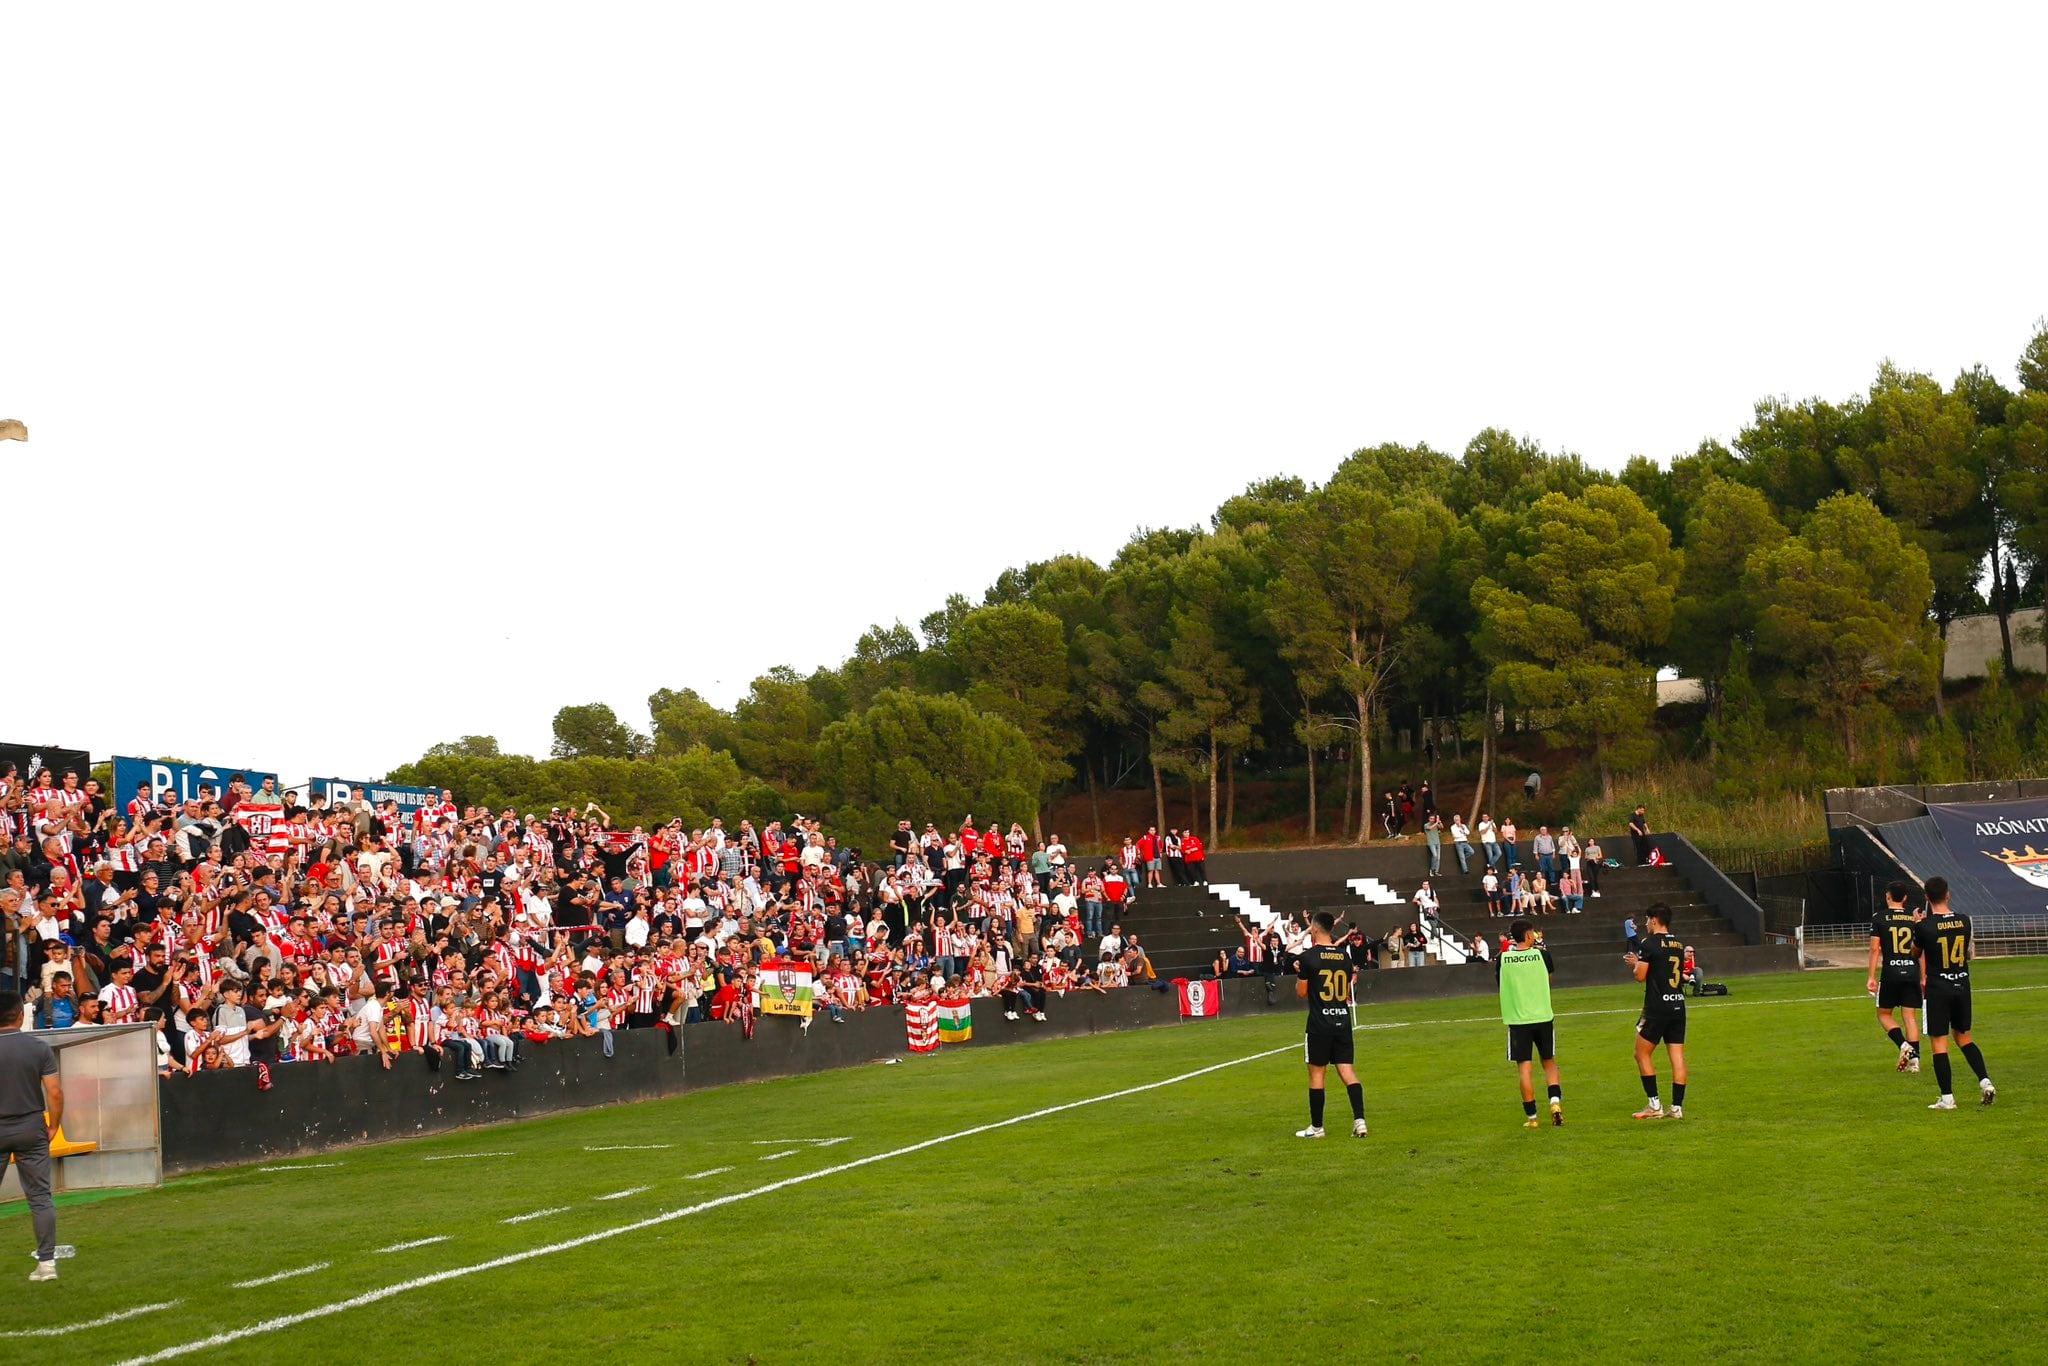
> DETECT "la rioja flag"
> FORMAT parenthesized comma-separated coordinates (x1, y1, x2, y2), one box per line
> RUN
(1175, 977, 1221, 1019)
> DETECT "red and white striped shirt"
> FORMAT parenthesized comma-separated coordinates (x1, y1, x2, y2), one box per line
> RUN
(98, 983, 140, 1022)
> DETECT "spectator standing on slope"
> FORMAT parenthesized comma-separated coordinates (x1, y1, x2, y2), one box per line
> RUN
(1629, 807, 1652, 866)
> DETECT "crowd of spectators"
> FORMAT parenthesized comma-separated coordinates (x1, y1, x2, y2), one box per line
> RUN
(2, 760, 1176, 1081)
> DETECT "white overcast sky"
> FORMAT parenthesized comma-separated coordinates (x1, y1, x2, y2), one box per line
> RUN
(6, 4, 2046, 782)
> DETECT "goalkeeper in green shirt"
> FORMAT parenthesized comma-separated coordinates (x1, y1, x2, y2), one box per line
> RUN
(1497, 919, 1562, 1128)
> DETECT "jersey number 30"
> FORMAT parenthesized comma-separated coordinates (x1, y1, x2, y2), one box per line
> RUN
(1319, 969, 1350, 1002)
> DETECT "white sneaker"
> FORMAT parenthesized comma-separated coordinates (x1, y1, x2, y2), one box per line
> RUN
(1033, 1012, 1047, 1021)
(1668, 1106, 1684, 1120)
(1929, 1096, 1957, 1111)
(1981, 1079, 1996, 1106)
(1897, 1042, 1915, 1073)
(1295, 1126, 1325, 1139)
(29, 1261, 56, 1282)
(1908, 1055, 1920, 1073)
(1632, 1104, 1664, 1120)
(1004, 1012, 1018, 1021)
(1351, 1118, 1368, 1138)
(1591, 890, 1602, 898)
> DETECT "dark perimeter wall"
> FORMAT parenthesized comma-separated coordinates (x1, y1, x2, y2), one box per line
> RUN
(160, 943, 1799, 1173)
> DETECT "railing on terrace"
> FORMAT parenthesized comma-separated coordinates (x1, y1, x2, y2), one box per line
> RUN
(1796, 916, 2048, 959)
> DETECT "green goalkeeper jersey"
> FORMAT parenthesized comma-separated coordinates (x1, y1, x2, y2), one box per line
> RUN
(1496, 944, 1555, 1025)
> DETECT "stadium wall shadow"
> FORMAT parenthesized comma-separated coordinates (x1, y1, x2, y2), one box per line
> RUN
(158, 945, 1798, 1173)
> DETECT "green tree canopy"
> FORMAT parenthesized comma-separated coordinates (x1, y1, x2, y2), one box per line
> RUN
(814, 689, 1042, 855)
(1670, 478, 1788, 685)
(1745, 492, 1936, 762)
(1472, 485, 1681, 801)
(1268, 479, 1453, 839)
(550, 703, 648, 760)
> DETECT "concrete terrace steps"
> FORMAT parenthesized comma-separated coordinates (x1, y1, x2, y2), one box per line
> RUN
(1084, 854, 1748, 977)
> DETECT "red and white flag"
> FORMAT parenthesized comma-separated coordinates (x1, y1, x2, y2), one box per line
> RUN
(1174, 978, 1221, 1019)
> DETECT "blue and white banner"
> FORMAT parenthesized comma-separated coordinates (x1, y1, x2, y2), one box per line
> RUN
(309, 778, 440, 822)
(114, 756, 280, 809)
(1926, 799, 2048, 916)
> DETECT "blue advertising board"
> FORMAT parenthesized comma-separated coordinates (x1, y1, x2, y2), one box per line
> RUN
(114, 756, 281, 809)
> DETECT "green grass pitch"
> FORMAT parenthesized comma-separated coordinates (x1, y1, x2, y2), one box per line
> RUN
(8, 960, 2047, 1364)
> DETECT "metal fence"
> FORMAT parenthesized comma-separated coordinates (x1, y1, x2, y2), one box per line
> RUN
(1757, 895, 1806, 941)
(1798, 917, 2048, 959)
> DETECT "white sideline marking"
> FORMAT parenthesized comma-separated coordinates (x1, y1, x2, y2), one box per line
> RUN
(501, 1208, 568, 1225)
(2, 1302, 179, 1338)
(584, 1144, 671, 1152)
(104, 976, 2048, 1364)
(748, 1137, 848, 1147)
(375, 1237, 449, 1254)
(234, 1263, 328, 1289)
(757, 1149, 800, 1162)
(258, 1163, 342, 1172)
(594, 1186, 649, 1200)
(110, 1042, 1298, 1364)
(685, 1167, 732, 1179)
(422, 1152, 511, 1162)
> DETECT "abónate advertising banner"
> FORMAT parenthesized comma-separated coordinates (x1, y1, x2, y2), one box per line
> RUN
(1926, 799, 2048, 915)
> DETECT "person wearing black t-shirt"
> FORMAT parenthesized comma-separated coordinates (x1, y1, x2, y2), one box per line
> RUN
(1913, 878, 1994, 1110)
(1624, 903, 1688, 1120)
(1866, 880, 1923, 1073)
(1294, 911, 1369, 1139)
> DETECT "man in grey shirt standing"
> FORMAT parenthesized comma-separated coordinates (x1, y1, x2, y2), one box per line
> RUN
(0, 991, 63, 1281)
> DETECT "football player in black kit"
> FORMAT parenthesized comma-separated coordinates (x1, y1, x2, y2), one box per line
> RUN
(1867, 880, 1922, 1073)
(1624, 904, 1688, 1120)
(1294, 912, 1369, 1139)
(1914, 877, 1995, 1110)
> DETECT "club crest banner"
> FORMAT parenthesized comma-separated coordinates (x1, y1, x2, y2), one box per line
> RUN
(1926, 799, 2048, 914)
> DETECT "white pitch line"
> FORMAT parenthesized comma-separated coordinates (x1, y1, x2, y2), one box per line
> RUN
(501, 1207, 569, 1225)
(375, 1237, 450, 1254)
(594, 1186, 650, 1201)
(685, 1167, 732, 1179)
(233, 1263, 329, 1289)
(103, 977, 2048, 1365)
(748, 1137, 849, 1146)
(258, 1163, 343, 1172)
(2, 1301, 181, 1339)
(109, 1040, 1300, 1364)
(757, 1149, 800, 1162)
(422, 1152, 511, 1162)
(584, 1144, 672, 1152)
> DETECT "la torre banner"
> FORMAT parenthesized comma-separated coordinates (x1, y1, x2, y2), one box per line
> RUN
(1926, 799, 2048, 915)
